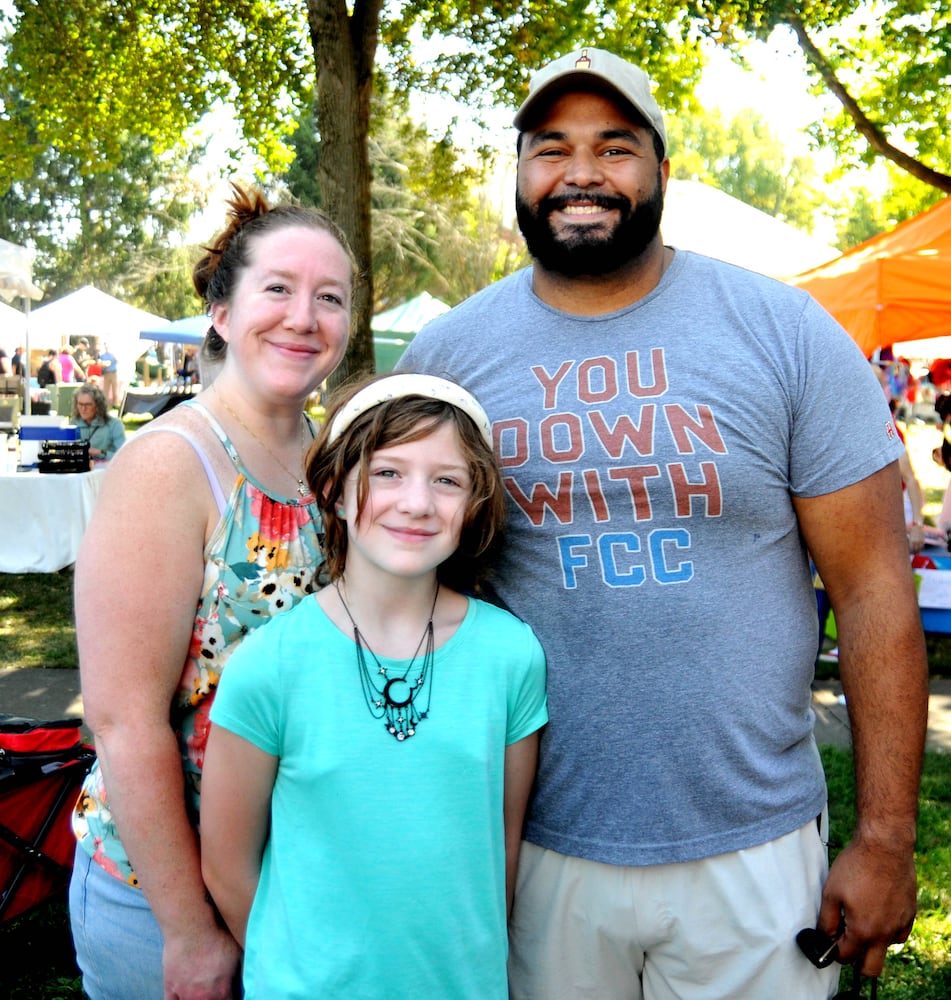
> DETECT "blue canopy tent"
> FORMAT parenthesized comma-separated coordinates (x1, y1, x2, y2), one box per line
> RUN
(126, 315, 209, 419)
(139, 315, 208, 346)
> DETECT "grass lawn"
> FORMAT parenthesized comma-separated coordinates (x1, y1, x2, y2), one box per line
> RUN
(0, 572, 77, 669)
(1, 571, 949, 996)
(823, 747, 951, 998)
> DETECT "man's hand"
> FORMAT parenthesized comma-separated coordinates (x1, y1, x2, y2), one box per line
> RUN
(817, 835, 917, 977)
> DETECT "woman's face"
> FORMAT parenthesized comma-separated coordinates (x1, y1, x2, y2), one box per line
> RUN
(75, 395, 96, 420)
(210, 225, 352, 400)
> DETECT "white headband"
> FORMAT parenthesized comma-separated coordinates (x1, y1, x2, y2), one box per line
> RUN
(326, 374, 493, 448)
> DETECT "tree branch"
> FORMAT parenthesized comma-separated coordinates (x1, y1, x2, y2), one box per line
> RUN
(786, 12, 951, 194)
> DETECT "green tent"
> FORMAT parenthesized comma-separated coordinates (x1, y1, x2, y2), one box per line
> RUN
(371, 292, 450, 371)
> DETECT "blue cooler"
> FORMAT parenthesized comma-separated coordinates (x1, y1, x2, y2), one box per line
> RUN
(19, 421, 80, 467)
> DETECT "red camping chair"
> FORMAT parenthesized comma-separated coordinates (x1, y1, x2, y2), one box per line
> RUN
(0, 715, 95, 923)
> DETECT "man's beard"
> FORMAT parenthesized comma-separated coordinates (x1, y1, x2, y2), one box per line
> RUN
(515, 173, 664, 277)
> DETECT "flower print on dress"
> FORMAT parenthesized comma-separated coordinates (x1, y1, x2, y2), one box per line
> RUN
(186, 698, 214, 771)
(247, 529, 289, 573)
(179, 614, 226, 709)
(91, 846, 123, 880)
(249, 484, 314, 545)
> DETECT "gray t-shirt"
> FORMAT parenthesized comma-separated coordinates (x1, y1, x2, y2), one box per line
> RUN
(399, 250, 903, 865)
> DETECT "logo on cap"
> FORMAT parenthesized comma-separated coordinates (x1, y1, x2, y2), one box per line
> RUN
(575, 50, 591, 70)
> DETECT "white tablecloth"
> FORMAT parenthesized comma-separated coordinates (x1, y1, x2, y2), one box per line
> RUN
(0, 468, 108, 573)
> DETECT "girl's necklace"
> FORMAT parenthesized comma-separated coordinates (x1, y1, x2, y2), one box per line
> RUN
(213, 386, 310, 497)
(335, 580, 440, 742)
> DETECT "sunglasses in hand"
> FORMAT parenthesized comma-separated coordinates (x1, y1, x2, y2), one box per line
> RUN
(796, 926, 879, 999)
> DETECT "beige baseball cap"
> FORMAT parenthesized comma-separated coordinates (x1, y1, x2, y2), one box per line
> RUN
(513, 47, 667, 156)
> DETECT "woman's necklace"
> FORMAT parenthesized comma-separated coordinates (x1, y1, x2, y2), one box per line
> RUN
(335, 580, 440, 742)
(213, 386, 310, 497)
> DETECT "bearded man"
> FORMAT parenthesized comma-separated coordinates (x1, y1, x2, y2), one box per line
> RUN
(399, 47, 927, 1000)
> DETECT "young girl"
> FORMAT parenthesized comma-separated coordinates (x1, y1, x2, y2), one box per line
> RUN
(200, 373, 548, 999)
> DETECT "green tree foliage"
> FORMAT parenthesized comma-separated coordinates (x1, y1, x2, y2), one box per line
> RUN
(828, 164, 946, 248)
(280, 89, 523, 310)
(381, 1, 704, 120)
(0, 124, 205, 317)
(0, 0, 309, 179)
(689, 1, 951, 192)
(666, 106, 825, 233)
(3, 1, 949, 376)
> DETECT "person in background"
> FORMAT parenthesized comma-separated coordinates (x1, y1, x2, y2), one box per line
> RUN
(36, 349, 59, 387)
(98, 342, 119, 408)
(0, 347, 9, 375)
(58, 343, 84, 383)
(177, 345, 200, 384)
(928, 362, 951, 536)
(872, 362, 925, 553)
(201, 372, 547, 999)
(84, 350, 103, 382)
(68, 183, 355, 1000)
(71, 382, 126, 461)
(10, 346, 25, 377)
(399, 46, 928, 999)
(73, 337, 92, 372)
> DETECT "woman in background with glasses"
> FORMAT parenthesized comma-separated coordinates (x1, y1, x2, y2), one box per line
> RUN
(71, 382, 126, 462)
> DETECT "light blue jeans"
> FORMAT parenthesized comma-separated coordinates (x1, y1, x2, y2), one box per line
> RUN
(69, 844, 164, 1000)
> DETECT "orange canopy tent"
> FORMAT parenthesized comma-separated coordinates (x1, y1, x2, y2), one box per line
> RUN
(788, 196, 951, 358)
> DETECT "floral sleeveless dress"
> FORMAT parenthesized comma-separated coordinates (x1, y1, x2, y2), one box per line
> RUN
(72, 402, 323, 884)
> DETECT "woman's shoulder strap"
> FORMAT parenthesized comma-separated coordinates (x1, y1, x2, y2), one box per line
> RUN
(137, 414, 228, 515)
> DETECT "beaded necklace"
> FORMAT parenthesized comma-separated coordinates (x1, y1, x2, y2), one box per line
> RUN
(335, 580, 440, 742)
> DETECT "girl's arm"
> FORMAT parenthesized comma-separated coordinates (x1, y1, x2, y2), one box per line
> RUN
(200, 725, 277, 947)
(502, 732, 540, 919)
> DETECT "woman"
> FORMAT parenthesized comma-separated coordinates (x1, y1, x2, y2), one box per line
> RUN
(71, 382, 126, 461)
(68, 184, 355, 1000)
(58, 343, 84, 383)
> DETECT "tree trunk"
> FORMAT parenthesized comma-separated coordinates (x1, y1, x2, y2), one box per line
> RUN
(306, 0, 384, 388)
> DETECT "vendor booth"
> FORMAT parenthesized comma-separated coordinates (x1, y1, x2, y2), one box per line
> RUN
(28, 286, 166, 390)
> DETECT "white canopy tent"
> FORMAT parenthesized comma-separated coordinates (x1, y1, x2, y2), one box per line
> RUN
(0, 300, 27, 355)
(29, 285, 167, 386)
(662, 179, 840, 279)
(0, 238, 43, 415)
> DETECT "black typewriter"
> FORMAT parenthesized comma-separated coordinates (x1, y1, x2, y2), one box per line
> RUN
(37, 440, 91, 474)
